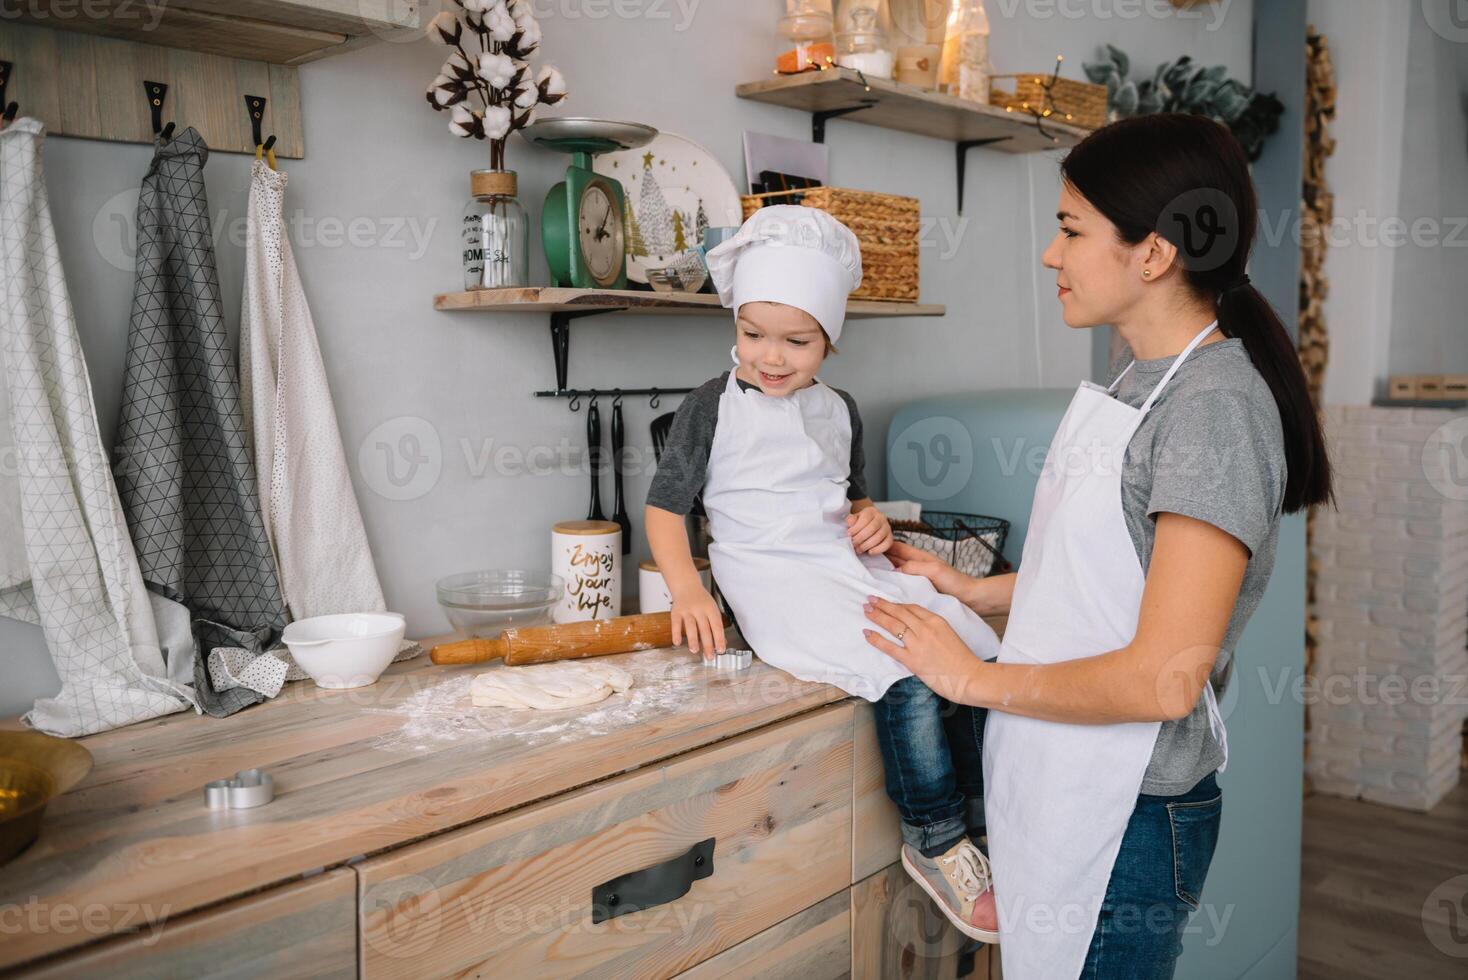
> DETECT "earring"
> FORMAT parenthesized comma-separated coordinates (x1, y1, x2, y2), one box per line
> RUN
(1142, 270, 1152, 278)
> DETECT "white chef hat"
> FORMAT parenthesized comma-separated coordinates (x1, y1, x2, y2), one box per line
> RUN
(704, 205, 863, 345)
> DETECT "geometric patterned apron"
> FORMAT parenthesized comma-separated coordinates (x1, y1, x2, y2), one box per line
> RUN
(113, 128, 288, 717)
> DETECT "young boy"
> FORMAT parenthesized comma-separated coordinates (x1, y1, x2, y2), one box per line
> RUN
(645, 206, 1001, 940)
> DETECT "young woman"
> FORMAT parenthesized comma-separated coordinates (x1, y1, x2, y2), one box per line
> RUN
(861, 113, 1333, 979)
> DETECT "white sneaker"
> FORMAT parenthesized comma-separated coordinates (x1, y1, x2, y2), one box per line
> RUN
(900, 838, 999, 943)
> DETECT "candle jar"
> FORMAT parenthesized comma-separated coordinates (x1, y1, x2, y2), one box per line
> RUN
(778, 0, 835, 73)
(551, 520, 622, 623)
(462, 169, 529, 290)
(835, 0, 894, 79)
(886, 0, 946, 88)
(638, 558, 711, 614)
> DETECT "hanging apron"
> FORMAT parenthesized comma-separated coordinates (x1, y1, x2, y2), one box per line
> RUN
(982, 321, 1230, 979)
(240, 160, 385, 621)
(703, 348, 1000, 700)
(113, 128, 289, 717)
(0, 118, 195, 735)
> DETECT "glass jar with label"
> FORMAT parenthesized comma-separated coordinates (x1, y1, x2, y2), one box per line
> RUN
(463, 169, 529, 290)
(835, 0, 895, 79)
(939, 0, 992, 103)
(778, 0, 835, 73)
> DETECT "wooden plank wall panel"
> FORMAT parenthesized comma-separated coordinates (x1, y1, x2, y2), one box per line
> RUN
(0, 21, 304, 157)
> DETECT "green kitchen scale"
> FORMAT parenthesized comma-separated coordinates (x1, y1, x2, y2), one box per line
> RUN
(521, 118, 659, 290)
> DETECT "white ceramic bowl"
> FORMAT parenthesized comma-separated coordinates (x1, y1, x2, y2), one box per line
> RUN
(281, 612, 406, 690)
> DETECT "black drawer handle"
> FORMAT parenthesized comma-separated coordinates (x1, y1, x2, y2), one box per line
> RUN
(591, 837, 715, 923)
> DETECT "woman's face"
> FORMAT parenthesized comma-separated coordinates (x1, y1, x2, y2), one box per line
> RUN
(734, 301, 828, 396)
(1041, 182, 1146, 329)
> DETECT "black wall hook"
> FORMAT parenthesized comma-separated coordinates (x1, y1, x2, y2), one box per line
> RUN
(244, 94, 267, 147)
(1, 61, 16, 124)
(143, 81, 172, 140)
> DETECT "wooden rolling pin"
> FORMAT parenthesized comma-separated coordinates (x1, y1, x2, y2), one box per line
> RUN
(430, 611, 730, 666)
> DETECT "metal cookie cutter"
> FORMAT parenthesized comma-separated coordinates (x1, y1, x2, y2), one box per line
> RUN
(709, 648, 753, 671)
(204, 768, 275, 809)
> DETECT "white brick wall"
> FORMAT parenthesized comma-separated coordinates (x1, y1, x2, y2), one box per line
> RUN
(1308, 406, 1468, 811)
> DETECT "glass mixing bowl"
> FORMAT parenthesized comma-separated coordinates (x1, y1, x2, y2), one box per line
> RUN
(435, 570, 564, 639)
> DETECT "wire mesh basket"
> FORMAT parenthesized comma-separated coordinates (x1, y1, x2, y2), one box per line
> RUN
(891, 511, 1011, 578)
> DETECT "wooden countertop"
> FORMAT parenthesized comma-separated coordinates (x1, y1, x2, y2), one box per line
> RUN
(0, 641, 848, 970)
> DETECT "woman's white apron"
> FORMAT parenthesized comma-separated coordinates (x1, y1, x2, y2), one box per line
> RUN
(983, 321, 1229, 978)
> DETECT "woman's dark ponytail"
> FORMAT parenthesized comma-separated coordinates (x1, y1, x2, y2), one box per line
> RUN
(1216, 282, 1331, 512)
(1060, 113, 1333, 513)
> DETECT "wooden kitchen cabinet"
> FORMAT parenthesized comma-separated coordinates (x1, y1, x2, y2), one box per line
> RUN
(15, 870, 356, 980)
(852, 863, 997, 980)
(853, 699, 905, 882)
(676, 889, 852, 979)
(2, 636, 1000, 978)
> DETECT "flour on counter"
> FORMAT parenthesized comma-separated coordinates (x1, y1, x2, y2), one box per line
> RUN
(365, 651, 710, 754)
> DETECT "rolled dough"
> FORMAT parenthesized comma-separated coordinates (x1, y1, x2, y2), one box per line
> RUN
(470, 660, 635, 710)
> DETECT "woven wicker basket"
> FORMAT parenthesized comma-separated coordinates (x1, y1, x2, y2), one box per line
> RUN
(989, 73, 1107, 131)
(738, 188, 920, 302)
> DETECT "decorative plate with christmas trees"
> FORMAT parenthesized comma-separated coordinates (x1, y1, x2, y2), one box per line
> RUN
(594, 132, 742, 287)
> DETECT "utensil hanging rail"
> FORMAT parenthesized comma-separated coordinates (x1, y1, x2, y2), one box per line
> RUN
(535, 387, 695, 412)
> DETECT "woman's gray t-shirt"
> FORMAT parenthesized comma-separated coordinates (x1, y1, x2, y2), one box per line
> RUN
(1109, 336, 1287, 795)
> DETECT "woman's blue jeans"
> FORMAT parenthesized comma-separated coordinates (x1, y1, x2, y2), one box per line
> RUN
(874, 675, 1224, 977)
(1081, 771, 1223, 979)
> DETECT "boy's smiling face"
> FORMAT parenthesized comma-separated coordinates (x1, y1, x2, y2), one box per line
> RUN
(734, 301, 829, 397)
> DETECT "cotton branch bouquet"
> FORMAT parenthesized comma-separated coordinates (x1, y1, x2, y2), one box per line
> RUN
(425, 0, 568, 170)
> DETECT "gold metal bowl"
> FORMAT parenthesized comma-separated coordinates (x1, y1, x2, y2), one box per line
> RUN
(0, 732, 93, 866)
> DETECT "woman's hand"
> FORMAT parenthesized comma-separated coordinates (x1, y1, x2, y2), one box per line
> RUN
(861, 595, 986, 705)
(886, 541, 970, 598)
(670, 586, 727, 661)
(847, 506, 894, 555)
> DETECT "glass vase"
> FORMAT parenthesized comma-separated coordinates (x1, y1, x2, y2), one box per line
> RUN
(463, 169, 529, 290)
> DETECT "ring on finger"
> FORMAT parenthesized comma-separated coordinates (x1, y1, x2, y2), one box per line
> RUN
(894, 628, 908, 643)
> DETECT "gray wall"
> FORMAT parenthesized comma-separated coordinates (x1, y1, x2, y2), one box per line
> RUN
(1386, 4, 1468, 380)
(5, 0, 1254, 718)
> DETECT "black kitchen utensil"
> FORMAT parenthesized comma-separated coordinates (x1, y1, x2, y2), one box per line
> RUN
(650, 412, 676, 464)
(611, 401, 631, 553)
(586, 399, 606, 521)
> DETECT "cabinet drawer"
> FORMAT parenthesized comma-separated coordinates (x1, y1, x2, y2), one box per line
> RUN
(14, 869, 355, 980)
(677, 889, 850, 979)
(356, 702, 855, 978)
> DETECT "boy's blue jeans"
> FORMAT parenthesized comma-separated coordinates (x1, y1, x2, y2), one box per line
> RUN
(871, 675, 987, 857)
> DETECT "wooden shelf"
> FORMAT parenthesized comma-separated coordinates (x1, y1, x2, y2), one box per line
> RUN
(434, 287, 946, 319)
(1373, 399, 1468, 410)
(435, 287, 944, 393)
(735, 69, 1092, 152)
(4, 0, 417, 65)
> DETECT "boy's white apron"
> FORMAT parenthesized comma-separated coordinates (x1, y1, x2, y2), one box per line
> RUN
(982, 321, 1230, 978)
(702, 349, 999, 700)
